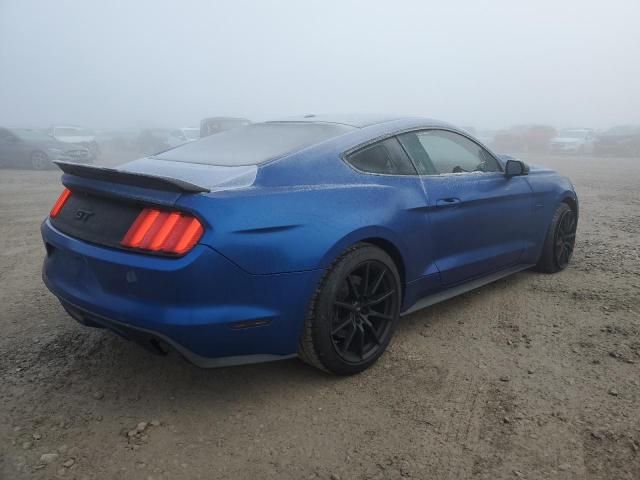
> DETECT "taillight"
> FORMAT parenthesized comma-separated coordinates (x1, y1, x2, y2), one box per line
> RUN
(50, 188, 72, 218)
(121, 208, 204, 255)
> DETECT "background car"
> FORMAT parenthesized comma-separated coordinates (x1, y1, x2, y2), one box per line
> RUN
(136, 128, 191, 155)
(41, 115, 578, 375)
(493, 125, 557, 153)
(50, 125, 100, 160)
(549, 128, 596, 154)
(199, 116, 251, 137)
(0, 127, 91, 169)
(594, 125, 640, 157)
(94, 128, 141, 152)
(180, 127, 200, 142)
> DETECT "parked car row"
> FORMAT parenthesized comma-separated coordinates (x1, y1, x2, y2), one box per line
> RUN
(0, 117, 253, 169)
(3, 117, 637, 170)
(102, 117, 251, 156)
(0, 127, 92, 169)
(592, 126, 640, 157)
(136, 128, 200, 155)
(549, 129, 596, 154)
(486, 124, 640, 156)
(49, 126, 100, 159)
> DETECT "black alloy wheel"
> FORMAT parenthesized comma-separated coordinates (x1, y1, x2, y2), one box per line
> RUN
(554, 208, 576, 269)
(298, 243, 401, 375)
(535, 202, 577, 273)
(330, 260, 397, 363)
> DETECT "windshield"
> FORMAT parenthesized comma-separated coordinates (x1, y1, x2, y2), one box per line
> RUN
(182, 128, 200, 140)
(154, 122, 354, 166)
(558, 129, 588, 139)
(55, 127, 94, 137)
(13, 129, 50, 141)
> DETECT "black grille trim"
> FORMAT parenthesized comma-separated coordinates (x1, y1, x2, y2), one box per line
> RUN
(51, 190, 142, 250)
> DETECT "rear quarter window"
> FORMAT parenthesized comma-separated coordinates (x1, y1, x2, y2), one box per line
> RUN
(346, 137, 417, 175)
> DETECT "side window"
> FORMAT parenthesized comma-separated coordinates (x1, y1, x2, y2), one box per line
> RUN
(346, 137, 416, 175)
(397, 132, 436, 175)
(399, 130, 501, 175)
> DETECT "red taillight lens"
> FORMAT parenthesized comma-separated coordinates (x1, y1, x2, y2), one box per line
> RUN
(50, 188, 72, 218)
(121, 208, 204, 255)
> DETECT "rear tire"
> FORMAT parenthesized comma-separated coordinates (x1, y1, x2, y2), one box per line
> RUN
(298, 243, 401, 375)
(535, 203, 577, 273)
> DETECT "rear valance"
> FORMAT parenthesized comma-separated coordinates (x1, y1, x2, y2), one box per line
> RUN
(54, 161, 210, 193)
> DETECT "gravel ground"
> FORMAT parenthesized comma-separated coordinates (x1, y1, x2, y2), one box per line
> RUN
(1, 153, 639, 480)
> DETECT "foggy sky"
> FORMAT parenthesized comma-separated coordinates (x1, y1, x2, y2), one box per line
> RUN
(1, 0, 639, 130)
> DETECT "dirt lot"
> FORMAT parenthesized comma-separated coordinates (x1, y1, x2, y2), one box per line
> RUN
(1, 154, 639, 480)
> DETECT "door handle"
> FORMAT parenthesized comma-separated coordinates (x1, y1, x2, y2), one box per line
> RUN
(436, 197, 461, 207)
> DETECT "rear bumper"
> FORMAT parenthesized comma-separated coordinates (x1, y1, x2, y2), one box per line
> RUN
(41, 219, 323, 365)
(59, 300, 296, 367)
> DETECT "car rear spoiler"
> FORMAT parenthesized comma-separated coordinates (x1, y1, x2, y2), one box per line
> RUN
(54, 161, 210, 193)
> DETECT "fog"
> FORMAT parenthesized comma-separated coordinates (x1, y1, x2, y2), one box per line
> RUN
(1, 0, 639, 130)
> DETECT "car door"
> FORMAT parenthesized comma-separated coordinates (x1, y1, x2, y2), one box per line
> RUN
(344, 136, 442, 302)
(398, 129, 533, 286)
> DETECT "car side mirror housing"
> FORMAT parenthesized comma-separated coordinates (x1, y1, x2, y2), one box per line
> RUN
(505, 159, 528, 178)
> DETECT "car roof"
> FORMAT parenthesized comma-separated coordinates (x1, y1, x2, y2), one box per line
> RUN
(268, 114, 450, 129)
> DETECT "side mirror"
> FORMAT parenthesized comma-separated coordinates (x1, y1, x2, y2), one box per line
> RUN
(505, 159, 528, 178)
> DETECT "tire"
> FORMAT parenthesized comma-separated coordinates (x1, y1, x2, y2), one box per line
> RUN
(298, 243, 401, 375)
(31, 151, 49, 170)
(535, 203, 577, 273)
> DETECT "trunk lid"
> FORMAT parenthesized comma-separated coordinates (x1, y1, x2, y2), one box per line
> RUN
(119, 158, 258, 192)
(51, 159, 257, 254)
(50, 189, 143, 251)
(56, 158, 258, 193)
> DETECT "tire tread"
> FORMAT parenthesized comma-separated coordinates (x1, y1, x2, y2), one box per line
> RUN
(535, 202, 573, 273)
(297, 244, 365, 373)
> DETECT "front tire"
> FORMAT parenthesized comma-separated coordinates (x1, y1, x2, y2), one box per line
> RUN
(298, 243, 401, 375)
(535, 203, 577, 273)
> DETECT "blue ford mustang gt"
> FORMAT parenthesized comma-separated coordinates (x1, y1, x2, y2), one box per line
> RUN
(41, 115, 578, 374)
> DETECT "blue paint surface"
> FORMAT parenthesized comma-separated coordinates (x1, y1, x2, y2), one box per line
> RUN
(41, 116, 578, 363)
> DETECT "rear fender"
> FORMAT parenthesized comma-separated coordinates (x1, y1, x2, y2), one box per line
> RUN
(177, 180, 431, 278)
(523, 169, 578, 263)
(317, 226, 406, 272)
